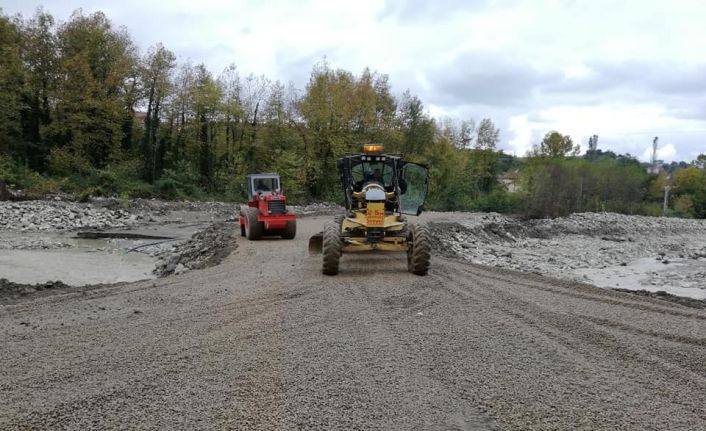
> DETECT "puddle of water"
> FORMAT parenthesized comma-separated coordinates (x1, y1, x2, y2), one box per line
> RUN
(0, 221, 212, 286)
(0, 249, 156, 285)
(574, 257, 706, 300)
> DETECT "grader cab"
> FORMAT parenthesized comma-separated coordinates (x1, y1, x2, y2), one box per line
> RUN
(309, 145, 431, 275)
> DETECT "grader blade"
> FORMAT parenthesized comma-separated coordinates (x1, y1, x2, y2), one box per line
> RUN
(308, 233, 323, 255)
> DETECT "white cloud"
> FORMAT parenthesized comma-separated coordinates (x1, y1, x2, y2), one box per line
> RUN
(508, 115, 534, 157)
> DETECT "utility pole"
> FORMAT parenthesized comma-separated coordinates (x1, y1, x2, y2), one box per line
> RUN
(588, 135, 598, 159)
(663, 175, 671, 216)
(652, 136, 659, 174)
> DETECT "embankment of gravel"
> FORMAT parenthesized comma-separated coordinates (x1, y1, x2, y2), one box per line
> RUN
(0, 200, 146, 231)
(428, 211, 706, 301)
(153, 221, 238, 277)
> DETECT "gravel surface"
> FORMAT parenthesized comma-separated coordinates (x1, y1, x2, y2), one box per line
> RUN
(1, 216, 705, 430)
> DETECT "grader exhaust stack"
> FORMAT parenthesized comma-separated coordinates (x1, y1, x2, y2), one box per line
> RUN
(308, 144, 431, 275)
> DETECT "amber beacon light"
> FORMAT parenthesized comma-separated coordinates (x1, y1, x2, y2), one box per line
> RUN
(363, 144, 384, 153)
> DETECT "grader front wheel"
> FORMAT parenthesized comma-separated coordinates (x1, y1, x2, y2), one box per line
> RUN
(322, 221, 342, 275)
(407, 224, 431, 276)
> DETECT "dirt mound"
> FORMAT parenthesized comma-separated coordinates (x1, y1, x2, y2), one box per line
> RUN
(154, 221, 238, 277)
(0, 278, 72, 299)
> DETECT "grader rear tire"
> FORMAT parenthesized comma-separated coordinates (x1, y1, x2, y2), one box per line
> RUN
(244, 208, 263, 240)
(322, 221, 342, 275)
(407, 224, 431, 276)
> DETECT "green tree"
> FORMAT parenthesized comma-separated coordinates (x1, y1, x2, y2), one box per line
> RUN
(672, 166, 706, 218)
(0, 14, 24, 160)
(531, 131, 581, 158)
(297, 62, 355, 197)
(475, 118, 499, 150)
(19, 9, 57, 171)
(693, 153, 706, 169)
(141, 43, 176, 182)
(521, 157, 649, 217)
(45, 10, 138, 171)
(217, 64, 245, 169)
(398, 91, 435, 157)
(192, 64, 222, 190)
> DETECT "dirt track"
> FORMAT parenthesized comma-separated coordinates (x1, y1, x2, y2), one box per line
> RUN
(2, 216, 706, 430)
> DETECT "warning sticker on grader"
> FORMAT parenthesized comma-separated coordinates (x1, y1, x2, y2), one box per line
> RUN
(367, 203, 385, 227)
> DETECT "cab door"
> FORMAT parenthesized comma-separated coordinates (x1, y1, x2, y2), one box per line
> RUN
(400, 163, 429, 215)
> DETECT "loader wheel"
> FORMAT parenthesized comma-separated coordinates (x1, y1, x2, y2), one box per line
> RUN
(282, 220, 297, 239)
(322, 221, 342, 275)
(244, 208, 263, 240)
(407, 224, 431, 276)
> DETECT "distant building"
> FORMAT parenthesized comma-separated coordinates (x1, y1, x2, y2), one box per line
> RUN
(498, 169, 520, 193)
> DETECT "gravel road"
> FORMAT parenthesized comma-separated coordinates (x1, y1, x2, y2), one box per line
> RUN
(2, 216, 706, 430)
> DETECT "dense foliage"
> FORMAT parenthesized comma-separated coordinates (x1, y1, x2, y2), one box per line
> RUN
(1, 9, 705, 218)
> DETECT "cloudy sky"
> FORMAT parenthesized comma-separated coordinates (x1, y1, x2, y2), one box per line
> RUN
(3, 0, 706, 162)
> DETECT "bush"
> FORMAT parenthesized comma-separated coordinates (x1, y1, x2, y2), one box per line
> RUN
(469, 190, 525, 213)
(0, 154, 62, 198)
(154, 160, 203, 199)
(48, 148, 92, 176)
(673, 195, 695, 218)
(520, 157, 650, 218)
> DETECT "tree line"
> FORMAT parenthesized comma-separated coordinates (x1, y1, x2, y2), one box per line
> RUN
(1, 9, 705, 218)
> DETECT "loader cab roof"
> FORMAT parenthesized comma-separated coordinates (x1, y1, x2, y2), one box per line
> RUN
(247, 173, 280, 196)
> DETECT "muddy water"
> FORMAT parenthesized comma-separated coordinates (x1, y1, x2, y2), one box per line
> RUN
(0, 220, 211, 286)
(0, 231, 158, 285)
(0, 249, 156, 285)
(575, 257, 706, 300)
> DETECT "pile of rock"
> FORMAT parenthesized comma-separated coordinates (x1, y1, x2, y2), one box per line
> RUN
(429, 212, 706, 292)
(0, 200, 150, 232)
(153, 221, 237, 277)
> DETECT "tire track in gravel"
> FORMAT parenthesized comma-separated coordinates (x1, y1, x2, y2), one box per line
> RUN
(428, 258, 706, 430)
(1, 216, 706, 430)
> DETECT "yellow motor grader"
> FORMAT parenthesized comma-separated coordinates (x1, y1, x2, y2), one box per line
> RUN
(309, 144, 431, 276)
